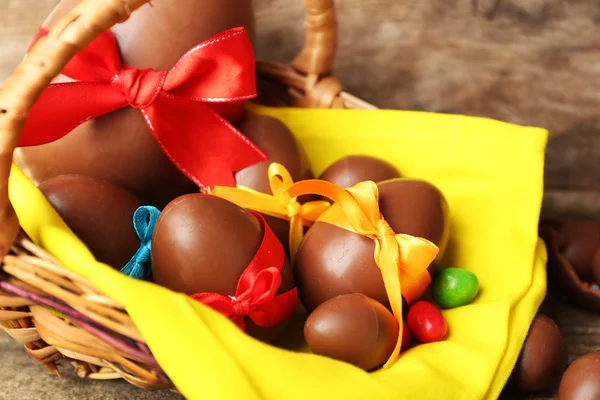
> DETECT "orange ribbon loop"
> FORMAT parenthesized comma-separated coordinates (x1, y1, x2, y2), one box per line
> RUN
(287, 179, 439, 367)
(208, 163, 330, 260)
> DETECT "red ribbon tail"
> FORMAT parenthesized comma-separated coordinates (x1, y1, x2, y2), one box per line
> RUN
(142, 94, 267, 189)
(249, 287, 298, 328)
(18, 82, 128, 147)
(190, 293, 249, 331)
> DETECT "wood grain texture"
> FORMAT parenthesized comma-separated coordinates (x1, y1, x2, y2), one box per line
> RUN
(2, 0, 600, 399)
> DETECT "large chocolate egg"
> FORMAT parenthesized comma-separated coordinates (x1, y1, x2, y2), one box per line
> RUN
(38, 175, 144, 269)
(14, 0, 256, 208)
(558, 351, 600, 400)
(295, 178, 449, 311)
(510, 314, 567, 392)
(304, 293, 398, 371)
(235, 115, 314, 248)
(151, 194, 295, 342)
(319, 155, 400, 188)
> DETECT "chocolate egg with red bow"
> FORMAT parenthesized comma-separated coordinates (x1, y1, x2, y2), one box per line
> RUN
(38, 175, 144, 269)
(151, 194, 297, 343)
(14, 0, 257, 208)
(294, 178, 450, 312)
(235, 115, 315, 248)
(319, 155, 400, 188)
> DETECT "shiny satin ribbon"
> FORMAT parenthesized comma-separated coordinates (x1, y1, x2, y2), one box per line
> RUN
(191, 211, 298, 331)
(287, 179, 439, 367)
(120, 206, 161, 280)
(208, 163, 330, 260)
(19, 27, 266, 189)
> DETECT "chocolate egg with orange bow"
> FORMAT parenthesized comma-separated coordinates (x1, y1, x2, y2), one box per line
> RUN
(14, 0, 258, 209)
(294, 179, 450, 312)
(234, 115, 315, 248)
(38, 175, 144, 269)
(151, 194, 297, 343)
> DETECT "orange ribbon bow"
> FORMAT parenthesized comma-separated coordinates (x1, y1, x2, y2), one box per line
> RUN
(209, 163, 331, 260)
(287, 179, 439, 367)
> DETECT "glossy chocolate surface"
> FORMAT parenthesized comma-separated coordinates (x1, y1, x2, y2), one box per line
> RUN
(14, 0, 256, 209)
(151, 194, 295, 342)
(295, 179, 449, 311)
(235, 115, 314, 248)
(304, 293, 398, 371)
(558, 351, 600, 400)
(511, 314, 567, 393)
(38, 175, 144, 269)
(319, 155, 400, 188)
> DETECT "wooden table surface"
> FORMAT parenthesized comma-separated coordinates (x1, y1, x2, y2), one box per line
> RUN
(2, 1, 600, 399)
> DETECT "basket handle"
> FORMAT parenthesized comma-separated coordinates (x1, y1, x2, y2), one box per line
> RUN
(292, 0, 337, 77)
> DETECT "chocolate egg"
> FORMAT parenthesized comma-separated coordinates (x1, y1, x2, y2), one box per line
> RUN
(235, 115, 314, 248)
(14, 0, 256, 208)
(295, 178, 449, 311)
(510, 314, 567, 392)
(304, 293, 398, 371)
(151, 194, 296, 342)
(558, 220, 600, 282)
(319, 155, 400, 188)
(38, 175, 144, 269)
(558, 351, 600, 400)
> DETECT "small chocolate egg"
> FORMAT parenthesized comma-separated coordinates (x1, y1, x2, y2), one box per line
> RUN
(559, 220, 600, 282)
(558, 351, 600, 400)
(151, 194, 296, 342)
(510, 314, 567, 393)
(235, 115, 314, 249)
(38, 175, 144, 269)
(304, 293, 399, 371)
(295, 178, 449, 311)
(319, 155, 400, 188)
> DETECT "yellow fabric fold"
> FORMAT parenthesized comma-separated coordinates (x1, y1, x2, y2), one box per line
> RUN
(8, 103, 548, 400)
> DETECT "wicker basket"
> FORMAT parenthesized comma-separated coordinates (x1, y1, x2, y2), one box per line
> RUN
(0, 0, 375, 392)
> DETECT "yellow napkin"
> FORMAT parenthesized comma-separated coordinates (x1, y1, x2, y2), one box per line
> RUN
(9, 104, 548, 400)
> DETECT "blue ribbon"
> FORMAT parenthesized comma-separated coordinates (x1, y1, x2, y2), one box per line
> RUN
(120, 206, 161, 280)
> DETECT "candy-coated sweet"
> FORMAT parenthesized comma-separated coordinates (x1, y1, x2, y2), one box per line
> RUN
(407, 301, 448, 343)
(432, 268, 479, 309)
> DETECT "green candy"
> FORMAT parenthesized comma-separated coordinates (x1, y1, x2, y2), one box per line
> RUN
(432, 268, 479, 309)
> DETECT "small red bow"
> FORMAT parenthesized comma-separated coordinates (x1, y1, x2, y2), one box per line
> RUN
(19, 27, 267, 189)
(191, 212, 298, 331)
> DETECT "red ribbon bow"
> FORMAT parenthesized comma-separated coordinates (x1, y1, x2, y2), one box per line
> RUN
(191, 212, 298, 331)
(19, 27, 267, 189)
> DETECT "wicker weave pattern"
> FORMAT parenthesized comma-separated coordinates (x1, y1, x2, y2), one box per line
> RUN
(0, 0, 376, 391)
